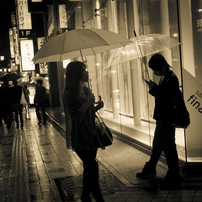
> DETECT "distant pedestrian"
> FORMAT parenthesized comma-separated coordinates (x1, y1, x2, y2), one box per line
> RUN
(24, 85, 30, 106)
(136, 54, 181, 190)
(0, 80, 13, 130)
(0, 84, 3, 128)
(24, 85, 30, 119)
(63, 61, 104, 202)
(34, 79, 47, 125)
(11, 79, 25, 128)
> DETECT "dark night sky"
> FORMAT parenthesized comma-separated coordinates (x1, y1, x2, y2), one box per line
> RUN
(0, 0, 15, 65)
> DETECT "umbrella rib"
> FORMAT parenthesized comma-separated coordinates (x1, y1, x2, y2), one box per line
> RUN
(90, 30, 110, 45)
(110, 48, 119, 67)
(91, 48, 96, 56)
(80, 50, 84, 61)
(60, 33, 68, 61)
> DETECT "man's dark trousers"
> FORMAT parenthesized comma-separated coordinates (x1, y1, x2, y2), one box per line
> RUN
(36, 102, 46, 124)
(149, 121, 180, 177)
(13, 104, 23, 126)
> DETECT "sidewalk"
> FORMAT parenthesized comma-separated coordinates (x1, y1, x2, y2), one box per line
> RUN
(46, 107, 202, 201)
(0, 108, 201, 202)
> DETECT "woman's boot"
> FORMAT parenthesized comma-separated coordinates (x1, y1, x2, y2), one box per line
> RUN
(81, 164, 92, 202)
(86, 162, 105, 202)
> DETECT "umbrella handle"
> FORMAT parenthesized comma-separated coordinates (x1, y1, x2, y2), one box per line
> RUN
(95, 95, 102, 104)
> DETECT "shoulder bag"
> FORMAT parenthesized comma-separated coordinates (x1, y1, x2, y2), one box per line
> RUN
(172, 89, 190, 129)
(95, 112, 113, 150)
(20, 88, 28, 105)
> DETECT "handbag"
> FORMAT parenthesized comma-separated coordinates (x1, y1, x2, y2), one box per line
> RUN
(94, 112, 113, 149)
(20, 88, 27, 105)
(172, 89, 190, 129)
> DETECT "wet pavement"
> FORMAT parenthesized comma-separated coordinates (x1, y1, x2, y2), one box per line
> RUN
(0, 107, 202, 202)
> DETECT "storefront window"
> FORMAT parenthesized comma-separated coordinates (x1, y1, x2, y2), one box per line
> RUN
(70, 0, 202, 163)
(88, 0, 187, 162)
(179, 0, 202, 162)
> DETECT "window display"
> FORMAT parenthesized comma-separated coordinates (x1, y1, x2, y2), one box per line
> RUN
(70, 0, 202, 163)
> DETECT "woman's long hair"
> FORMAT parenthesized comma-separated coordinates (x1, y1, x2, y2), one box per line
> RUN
(64, 61, 85, 108)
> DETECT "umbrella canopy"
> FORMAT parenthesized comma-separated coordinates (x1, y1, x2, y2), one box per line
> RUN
(0, 73, 22, 81)
(106, 34, 181, 68)
(32, 29, 131, 64)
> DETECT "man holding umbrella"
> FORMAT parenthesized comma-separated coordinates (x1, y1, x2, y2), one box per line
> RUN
(136, 54, 181, 190)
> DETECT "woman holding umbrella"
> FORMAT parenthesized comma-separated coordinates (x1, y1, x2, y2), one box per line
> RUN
(63, 61, 104, 202)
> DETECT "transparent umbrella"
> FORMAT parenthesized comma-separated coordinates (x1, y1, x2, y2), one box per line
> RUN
(106, 33, 181, 79)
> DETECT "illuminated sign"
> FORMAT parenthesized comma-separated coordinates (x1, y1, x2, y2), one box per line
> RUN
(37, 37, 46, 50)
(20, 40, 35, 71)
(47, 5, 54, 36)
(31, 0, 42, 2)
(37, 37, 48, 74)
(197, 19, 202, 32)
(11, 12, 16, 27)
(19, 30, 33, 38)
(39, 63, 48, 74)
(59, 5, 67, 29)
(9, 29, 15, 58)
(17, 0, 32, 30)
(183, 68, 202, 160)
(13, 27, 20, 65)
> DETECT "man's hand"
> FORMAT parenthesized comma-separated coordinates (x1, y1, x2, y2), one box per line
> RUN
(145, 80, 156, 90)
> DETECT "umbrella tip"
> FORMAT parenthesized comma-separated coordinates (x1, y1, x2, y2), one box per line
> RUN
(134, 31, 137, 37)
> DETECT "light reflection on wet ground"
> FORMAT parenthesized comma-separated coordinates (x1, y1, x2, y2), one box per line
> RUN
(54, 162, 137, 201)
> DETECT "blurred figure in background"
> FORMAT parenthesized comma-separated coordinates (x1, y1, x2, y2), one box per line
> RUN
(11, 79, 24, 128)
(24, 85, 30, 119)
(0, 84, 3, 129)
(34, 79, 47, 125)
(0, 80, 13, 130)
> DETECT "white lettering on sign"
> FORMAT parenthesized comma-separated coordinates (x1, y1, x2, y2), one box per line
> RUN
(20, 40, 35, 71)
(17, 0, 32, 30)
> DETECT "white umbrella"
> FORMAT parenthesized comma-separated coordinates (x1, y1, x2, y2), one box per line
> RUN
(106, 34, 181, 73)
(32, 29, 131, 64)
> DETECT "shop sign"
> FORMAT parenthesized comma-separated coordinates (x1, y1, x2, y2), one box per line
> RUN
(17, 0, 32, 30)
(47, 5, 54, 37)
(13, 27, 20, 65)
(183, 68, 202, 159)
(59, 5, 67, 29)
(11, 12, 16, 27)
(197, 18, 202, 32)
(37, 37, 46, 50)
(31, 0, 42, 2)
(19, 30, 33, 38)
(9, 29, 15, 58)
(39, 63, 48, 74)
(37, 37, 48, 74)
(20, 40, 35, 71)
